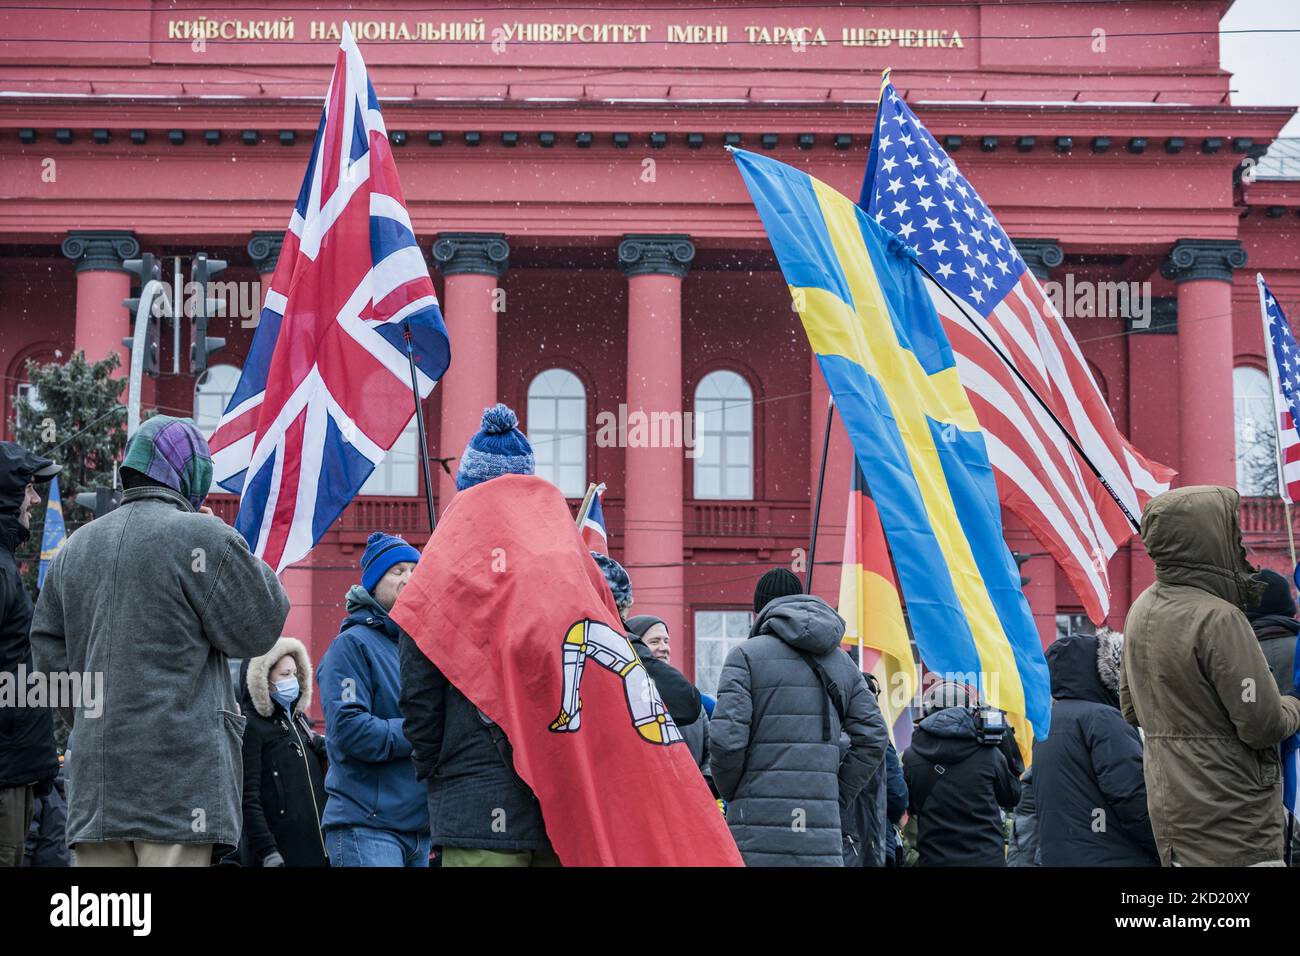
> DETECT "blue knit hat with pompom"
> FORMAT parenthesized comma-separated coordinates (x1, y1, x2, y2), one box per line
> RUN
(455, 403, 535, 491)
(360, 530, 421, 593)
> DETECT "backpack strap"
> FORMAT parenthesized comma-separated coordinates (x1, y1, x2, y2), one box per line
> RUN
(908, 758, 947, 815)
(792, 649, 847, 742)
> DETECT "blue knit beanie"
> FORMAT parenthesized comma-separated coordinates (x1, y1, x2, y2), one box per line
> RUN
(455, 404, 535, 491)
(360, 531, 421, 593)
(590, 550, 633, 613)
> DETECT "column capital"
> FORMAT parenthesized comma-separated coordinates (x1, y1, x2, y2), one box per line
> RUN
(247, 231, 285, 274)
(61, 230, 140, 274)
(618, 234, 695, 278)
(1011, 238, 1063, 281)
(1160, 239, 1247, 283)
(432, 232, 509, 277)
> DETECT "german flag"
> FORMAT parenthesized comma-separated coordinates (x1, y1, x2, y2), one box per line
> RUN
(837, 459, 916, 749)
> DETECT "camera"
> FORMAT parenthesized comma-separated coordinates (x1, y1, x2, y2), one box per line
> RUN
(972, 706, 1007, 745)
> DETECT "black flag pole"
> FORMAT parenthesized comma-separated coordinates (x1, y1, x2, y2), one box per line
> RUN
(403, 320, 437, 534)
(805, 393, 835, 594)
(913, 259, 1141, 533)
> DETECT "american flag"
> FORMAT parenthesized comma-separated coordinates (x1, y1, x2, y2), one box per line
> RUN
(863, 74, 1174, 623)
(1258, 274, 1300, 503)
(208, 25, 450, 573)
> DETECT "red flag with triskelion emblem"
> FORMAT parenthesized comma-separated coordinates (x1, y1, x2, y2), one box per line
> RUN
(389, 474, 742, 867)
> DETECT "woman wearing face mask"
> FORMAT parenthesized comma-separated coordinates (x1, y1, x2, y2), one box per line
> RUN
(238, 637, 329, 867)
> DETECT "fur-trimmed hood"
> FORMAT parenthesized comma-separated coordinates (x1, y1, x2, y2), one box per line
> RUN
(245, 636, 314, 718)
(1095, 628, 1123, 694)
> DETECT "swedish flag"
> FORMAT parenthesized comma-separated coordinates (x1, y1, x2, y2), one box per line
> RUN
(732, 148, 1051, 748)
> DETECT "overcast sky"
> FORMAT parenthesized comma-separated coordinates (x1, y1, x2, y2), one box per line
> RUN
(1221, 0, 1300, 135)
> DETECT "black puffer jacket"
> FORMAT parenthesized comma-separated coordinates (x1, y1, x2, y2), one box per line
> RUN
(237, 643, 328, 867)
(841, 740, 905, 867)
(1249, 614, 1299, 697)
(1034, 633, 1159, 867)
(399, 632, 550, 853)
(398, 624, 699, 854)
(0, 501, 57, 790)
(903, 706, 1021, 866)
(709, 594, 887, 867)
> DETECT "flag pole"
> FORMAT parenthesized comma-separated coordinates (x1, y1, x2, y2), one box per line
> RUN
(403, 320, 437, 534)
(914, 258, 1141, 533)
(575, 481, 598, 529)
(1258, 274, 1300, 866)
(805, 393, 835, 594)
(1257, 274, 1297, 566)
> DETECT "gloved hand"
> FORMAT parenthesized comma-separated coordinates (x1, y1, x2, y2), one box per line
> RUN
(263, 850, 286, 868)
(33, 776, 54, 799)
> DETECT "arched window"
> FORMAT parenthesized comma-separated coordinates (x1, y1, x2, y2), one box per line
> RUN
(193, 364, 242, 439)
(527, 368, 586, 498)
(694, 370, 753, 500)
(1235, 365, 1278, 497)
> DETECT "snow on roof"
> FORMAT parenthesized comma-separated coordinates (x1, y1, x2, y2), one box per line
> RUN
(1256, 138, 1300, 180)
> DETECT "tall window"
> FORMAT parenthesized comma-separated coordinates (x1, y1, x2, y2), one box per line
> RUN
(193, 364, 242, 439)
(527, 368, 586, 498)
(694, 609, 754, 697)
(362, 416, 419, 496)
(14, 381, 42, 432)
(694, 370, 753, 499)
(1235, 365, 1278, 497)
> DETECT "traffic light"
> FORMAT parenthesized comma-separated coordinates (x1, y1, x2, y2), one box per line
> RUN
(190, 252, 227, 375)
(73, 485, 122, 519)
(122, 253, 162, 378)
(1011, 551, 1032, 588)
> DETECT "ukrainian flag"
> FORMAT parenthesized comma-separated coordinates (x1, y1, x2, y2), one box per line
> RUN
(38, 474, 66, 590)
(732, 148, 1051, 750)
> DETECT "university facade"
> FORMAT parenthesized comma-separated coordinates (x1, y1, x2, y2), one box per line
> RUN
(1, 0, 1297, 699)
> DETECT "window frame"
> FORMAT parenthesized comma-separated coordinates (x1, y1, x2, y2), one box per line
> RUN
(526, 367, 589, 499)
(692, 368, 755, 501)
(1234, 361, 1280, 498)
(692, 607, 755, 697)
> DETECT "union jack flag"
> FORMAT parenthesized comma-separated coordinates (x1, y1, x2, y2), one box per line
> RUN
(863, 72, 1174, 624)
(1258, 274, 1300, 503)
(208, 25, 449, 573)
(581, 482, 609, 553)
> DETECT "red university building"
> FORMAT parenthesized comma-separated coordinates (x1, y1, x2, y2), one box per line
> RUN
(2, 1, 1297, 699)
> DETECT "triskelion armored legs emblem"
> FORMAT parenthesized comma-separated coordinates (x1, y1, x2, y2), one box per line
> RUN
(549, 619, 683, 745)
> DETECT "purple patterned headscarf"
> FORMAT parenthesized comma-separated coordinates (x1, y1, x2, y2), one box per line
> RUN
(121, 415, 214, 510)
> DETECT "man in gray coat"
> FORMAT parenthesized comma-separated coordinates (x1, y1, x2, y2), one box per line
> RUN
(31, 416, 289, 866)
(709, 569, 888, 866)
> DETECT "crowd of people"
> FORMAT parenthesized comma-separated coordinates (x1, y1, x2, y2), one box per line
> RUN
(0, 408, 1298, 867)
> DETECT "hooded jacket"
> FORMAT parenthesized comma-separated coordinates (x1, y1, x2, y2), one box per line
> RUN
(1033, 633, 1158, 866)
(0, 464, 57, 789)
(237, 638, 328, 867)
(1121, 486, 1300, 866)
(903, 706, 1021, 866)
(316, 585, 429, 834)
(708, 594, 888, 867)
(30, 484, 289, 850)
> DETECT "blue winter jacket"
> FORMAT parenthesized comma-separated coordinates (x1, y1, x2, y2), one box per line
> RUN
(316, 585, 429, 834)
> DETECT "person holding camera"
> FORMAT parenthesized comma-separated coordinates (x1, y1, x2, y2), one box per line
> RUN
(902, 680, 1022, 867)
